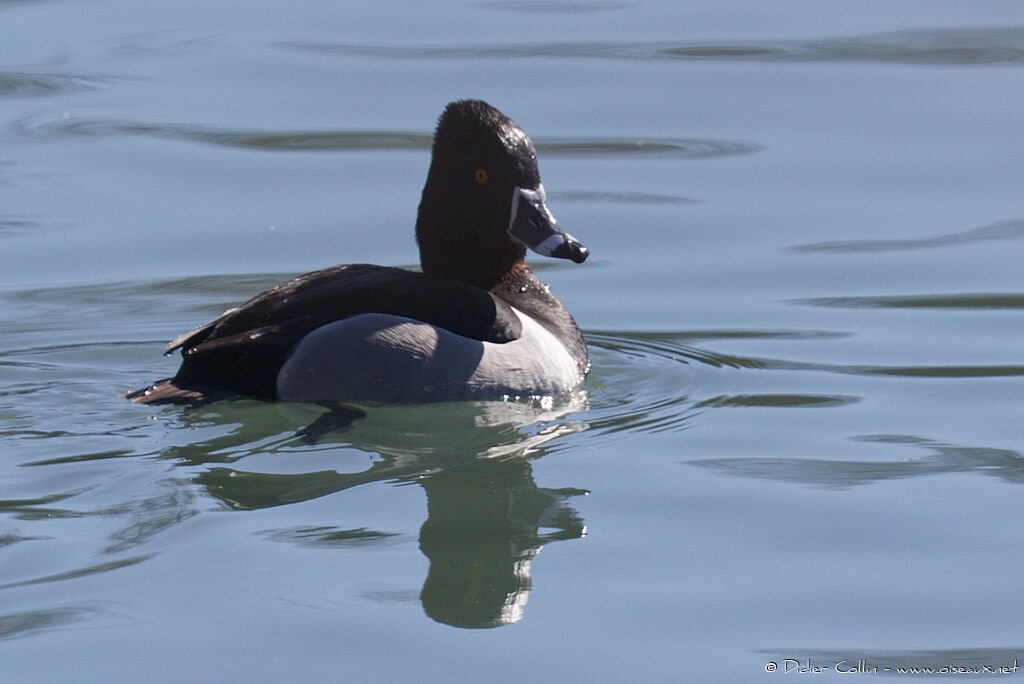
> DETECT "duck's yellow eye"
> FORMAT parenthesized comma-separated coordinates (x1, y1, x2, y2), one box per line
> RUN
(474, 168, 489, 184)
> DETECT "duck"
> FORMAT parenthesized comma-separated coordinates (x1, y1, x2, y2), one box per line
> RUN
(125, 99, 589, 405)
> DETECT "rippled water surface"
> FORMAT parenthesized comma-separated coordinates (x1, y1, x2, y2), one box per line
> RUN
(3, 1, 1024, 681)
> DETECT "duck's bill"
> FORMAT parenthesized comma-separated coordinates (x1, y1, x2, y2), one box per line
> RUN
(508, 185, 589, 264)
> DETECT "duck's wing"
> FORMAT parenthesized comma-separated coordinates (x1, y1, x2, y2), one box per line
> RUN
(132, 264, 522, 404)
(170, 264, 521, 354)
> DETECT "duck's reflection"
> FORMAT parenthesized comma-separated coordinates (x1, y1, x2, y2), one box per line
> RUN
(418, 455, 586, 628)
(164, 399, 588, 628)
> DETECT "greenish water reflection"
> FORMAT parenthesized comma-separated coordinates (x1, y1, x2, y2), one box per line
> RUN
(164, 401, 588, 629)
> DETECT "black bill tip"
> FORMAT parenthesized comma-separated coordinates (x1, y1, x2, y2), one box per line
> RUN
(552, 240, 589, 263)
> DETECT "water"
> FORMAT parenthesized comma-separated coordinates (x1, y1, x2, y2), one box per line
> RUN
(3, 1, 1024, 681)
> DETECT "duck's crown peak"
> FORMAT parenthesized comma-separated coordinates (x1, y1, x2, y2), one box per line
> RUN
(433, 100, 539, 183)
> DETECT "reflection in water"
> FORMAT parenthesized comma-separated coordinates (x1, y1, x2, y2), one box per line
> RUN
(168, 400, 588, 629)
(101, 489, 198, 554)
(419, 457, 586, 628)
(691, 434, 1024, 489)
(279, 26, 1024, 66)
(791, 219, 1024, 254)
(0, 472, 197, 566)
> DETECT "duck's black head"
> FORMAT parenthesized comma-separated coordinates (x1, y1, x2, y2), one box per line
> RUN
(416, 100, 588, 291)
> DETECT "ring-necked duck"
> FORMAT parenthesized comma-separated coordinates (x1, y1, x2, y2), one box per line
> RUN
(126, 100, 589, 405)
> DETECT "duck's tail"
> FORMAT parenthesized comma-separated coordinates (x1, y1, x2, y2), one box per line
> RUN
(122, 378, 230, 406)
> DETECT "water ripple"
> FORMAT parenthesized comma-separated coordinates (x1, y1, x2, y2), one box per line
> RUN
(0, 71, 106, 97)
(693, 434, 1024, 489)
(9, 114, 758, 158)
(553, 190, 698, 205)
(536, 138, 760, 158)
(588, 330, 755, 371)
(0, 490, 86, 517)
(8, 115, 431, 151)
(0, 607, 98, 641)
(589, 329, 1024, 392)
(278, 26, 1024, 66)
(742, 356, 1024, 380)
(0, 216, 43, 238)
(791, 219, 1024, 254)
(583, 329, 851, 436)
(0, 554, 155, 590)
(793, 292, 1024, 310)
(260, 526, 403, 548)
(476, 1, 634, 14)
(693, 394, 859, 409)
(0, 532, 46, 548)
(858, 364, 1024, 378)
(658, 26, 1024, 65)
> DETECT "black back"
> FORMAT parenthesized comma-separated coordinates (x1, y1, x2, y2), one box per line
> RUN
(167, 265, 523, 400)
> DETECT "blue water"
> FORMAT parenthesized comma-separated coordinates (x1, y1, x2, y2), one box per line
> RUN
(3, 1, 1024, 681)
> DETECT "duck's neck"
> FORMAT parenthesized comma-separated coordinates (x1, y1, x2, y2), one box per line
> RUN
(416, 212, 527, 291)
